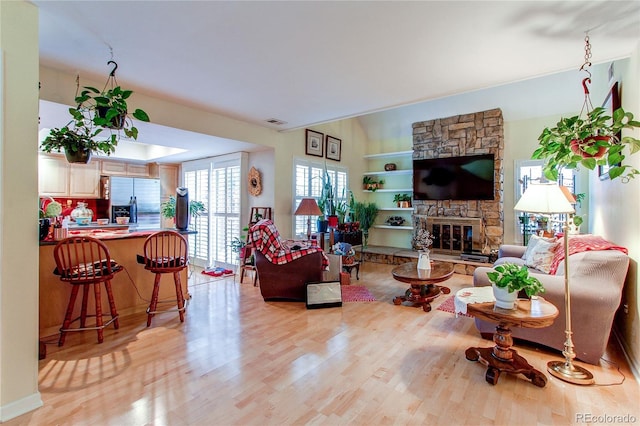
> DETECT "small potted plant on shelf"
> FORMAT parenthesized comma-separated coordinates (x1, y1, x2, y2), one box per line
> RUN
(532, 106, 640, 182)
(362, 176, 377, 191)
(393, 193, 411, 208)
(486, 263, 545, 309)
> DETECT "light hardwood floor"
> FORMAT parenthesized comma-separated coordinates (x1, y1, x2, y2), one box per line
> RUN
(8, 263, 639, 425)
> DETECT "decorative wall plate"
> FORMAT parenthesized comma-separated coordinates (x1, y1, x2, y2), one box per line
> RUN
(248, 166, 262, 196)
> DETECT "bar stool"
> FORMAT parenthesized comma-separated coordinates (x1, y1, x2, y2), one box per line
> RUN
(141, 230, 189, 326)
(53, 236, 122, 346)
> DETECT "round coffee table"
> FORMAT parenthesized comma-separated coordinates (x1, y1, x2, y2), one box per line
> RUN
(391, 261, 454, 312)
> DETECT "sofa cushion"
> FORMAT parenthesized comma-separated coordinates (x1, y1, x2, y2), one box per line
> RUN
(521, 235, 559, 274)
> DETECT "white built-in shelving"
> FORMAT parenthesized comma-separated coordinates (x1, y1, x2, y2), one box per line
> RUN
(363, 150, 414, 240)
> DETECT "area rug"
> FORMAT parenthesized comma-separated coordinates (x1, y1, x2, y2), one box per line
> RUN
(341, 285, 376, 302)
(202, 267, 234, 277)
(437, 295, 473, 318)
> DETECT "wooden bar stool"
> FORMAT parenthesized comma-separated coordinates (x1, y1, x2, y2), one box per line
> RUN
(141, 231, 189, 326)
(53, 236, 122, 346)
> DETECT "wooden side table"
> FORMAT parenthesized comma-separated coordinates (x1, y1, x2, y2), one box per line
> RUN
(456, 288, 559, 387)
(342, 261, 360, 280)
(391, 261, 454, 312)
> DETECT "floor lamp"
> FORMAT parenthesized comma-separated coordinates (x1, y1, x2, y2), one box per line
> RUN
(294, 198, 322, 241)
(513, 183, 594, 385)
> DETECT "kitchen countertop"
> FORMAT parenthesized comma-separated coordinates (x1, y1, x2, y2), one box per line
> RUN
(40, 227, 196, 245)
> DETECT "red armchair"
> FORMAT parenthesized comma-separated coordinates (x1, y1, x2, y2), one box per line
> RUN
(248, 219, 326, 301)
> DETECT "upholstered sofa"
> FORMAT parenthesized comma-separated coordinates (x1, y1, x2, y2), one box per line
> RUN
(249, 219, 326, 301)
(473, 237, 629, 365)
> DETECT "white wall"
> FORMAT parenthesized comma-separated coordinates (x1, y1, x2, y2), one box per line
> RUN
(591, 44, 640, 373)
(0, 1, 43, 421)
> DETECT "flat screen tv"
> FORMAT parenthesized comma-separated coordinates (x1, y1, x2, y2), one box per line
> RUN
(413, 154, 495, 200)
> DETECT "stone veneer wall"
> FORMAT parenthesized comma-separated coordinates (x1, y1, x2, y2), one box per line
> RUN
(412, 108, 504, 250)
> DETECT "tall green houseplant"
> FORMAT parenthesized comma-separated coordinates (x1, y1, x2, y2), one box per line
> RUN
(353, 201, 379, 248)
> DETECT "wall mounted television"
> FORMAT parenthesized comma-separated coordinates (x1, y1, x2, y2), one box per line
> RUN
(413, 154, 495, 200)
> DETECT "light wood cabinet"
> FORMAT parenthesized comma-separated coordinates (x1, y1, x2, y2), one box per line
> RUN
(158, 164, 179, 202)
(101, 160, 155, 177)
(38, 154, 100, 197)
(38, 155, 69, 196)
(69, 162, 101, 197)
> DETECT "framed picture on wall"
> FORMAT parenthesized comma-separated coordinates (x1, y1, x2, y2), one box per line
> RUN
(598, 81, 620, 180)
(325, 135, 341, 161)
(305, 129, 324, 157)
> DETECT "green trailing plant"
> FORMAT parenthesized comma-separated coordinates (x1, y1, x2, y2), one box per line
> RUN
(532, 106, 640, 182)
(40, 65, 150, 161)
(75, 85, 150, 139)
(230, 227, 250, 254)
(486, 263, 545, 298)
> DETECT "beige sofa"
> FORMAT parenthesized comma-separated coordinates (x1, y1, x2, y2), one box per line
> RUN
(473, 244, 629, 365)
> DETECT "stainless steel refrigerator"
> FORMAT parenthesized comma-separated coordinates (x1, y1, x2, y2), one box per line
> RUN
(110, 176, 161, 228)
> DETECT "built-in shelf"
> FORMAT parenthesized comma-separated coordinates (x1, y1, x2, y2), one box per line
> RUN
(363, 150, 413, 160)
(378, 207, 414, 212)
(363, 188, 412, 193)
(363, 169, 412, 176)
(373, 225, 413, 230)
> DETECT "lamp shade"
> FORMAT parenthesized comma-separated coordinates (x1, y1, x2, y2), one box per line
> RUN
(514, 183, 575, 214)
(294, 198, 322, 216)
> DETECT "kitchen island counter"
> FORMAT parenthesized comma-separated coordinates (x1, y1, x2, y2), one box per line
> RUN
(39, 229, 195, 338)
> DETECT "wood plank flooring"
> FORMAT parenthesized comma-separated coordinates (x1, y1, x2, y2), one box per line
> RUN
(7, 262, 639, 425)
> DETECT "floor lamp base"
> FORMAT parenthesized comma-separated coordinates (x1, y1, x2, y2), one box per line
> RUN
(547, 360, 594, 385)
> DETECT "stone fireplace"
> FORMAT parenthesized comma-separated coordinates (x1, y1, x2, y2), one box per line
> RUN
(412, 108, 504, 252)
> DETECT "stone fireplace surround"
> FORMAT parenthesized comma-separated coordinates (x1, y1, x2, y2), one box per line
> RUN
(412, 108, 504, 252)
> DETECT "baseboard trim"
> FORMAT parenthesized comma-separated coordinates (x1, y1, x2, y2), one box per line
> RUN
(0, 392, 43, 422)
(611, 326, 639, 382)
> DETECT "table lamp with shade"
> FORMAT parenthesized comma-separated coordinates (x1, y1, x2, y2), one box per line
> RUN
(294, 198, 322, 241)
(513, 182, 594, 385)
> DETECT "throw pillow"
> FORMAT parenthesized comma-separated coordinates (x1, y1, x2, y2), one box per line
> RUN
(522, 234, 556, 262)
(523, 237, 560, 273)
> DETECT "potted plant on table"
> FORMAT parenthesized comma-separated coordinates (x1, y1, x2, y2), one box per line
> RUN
(532, 106, 640, 182)
(486, 263, 545, 309)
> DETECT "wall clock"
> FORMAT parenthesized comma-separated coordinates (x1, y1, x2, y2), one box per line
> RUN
(248, 166, 262, 196)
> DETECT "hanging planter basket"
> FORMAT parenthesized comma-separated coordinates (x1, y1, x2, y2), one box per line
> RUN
(569, 136, 608, 158)
(96, 106, 126, 130)
(64, 148, 92, 164)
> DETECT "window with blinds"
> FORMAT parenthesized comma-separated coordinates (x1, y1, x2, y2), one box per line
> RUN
(183, 155, 242, 269)
(293, 158, 348, 238)
(184, 169, 210, 265)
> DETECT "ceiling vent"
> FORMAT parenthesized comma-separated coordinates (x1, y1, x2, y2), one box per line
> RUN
(265, 118, 287, 126)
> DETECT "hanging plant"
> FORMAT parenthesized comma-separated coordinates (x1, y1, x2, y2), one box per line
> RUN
(40, 61, 150, 163)
(532, 35, 640, 183)
(533, 106, 640, 182)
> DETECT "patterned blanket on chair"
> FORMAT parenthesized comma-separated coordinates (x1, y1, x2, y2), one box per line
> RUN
(548, 234, 628, 275)
(248, 219, 329, 269)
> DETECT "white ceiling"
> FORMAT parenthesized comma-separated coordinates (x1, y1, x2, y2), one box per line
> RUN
(34, 1, 640, 162)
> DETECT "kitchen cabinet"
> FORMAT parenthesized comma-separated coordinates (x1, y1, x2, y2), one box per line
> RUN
(101, 160, 158, 178)
(363, 150, 413, 232)
(38, 155, 69, 196)
(38, 154, 100, 197)
(159, 164, 179, 200)
(69, 162, 101, 197)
